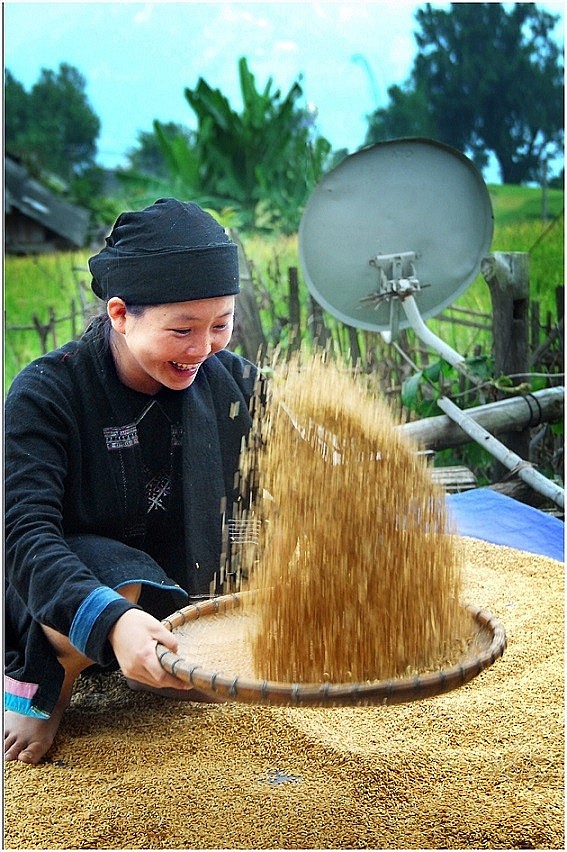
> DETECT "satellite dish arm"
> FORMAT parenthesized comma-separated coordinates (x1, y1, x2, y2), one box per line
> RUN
(367, 253, 464, 368)
(383, 293, 465, 370)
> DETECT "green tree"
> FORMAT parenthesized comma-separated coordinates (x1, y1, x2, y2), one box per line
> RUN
(125, 123, 196, 180)
(183, 57, 333, 231)
(366, 3, 564, 184)
(115, 119, 221, 217)
(365, 81, 436, 146)
(118, 57, 335, 232)
(5, 63, 100, 184)
(5, 70, 30, 150)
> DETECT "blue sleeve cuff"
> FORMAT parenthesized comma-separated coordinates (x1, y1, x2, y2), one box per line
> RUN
(69, 587, 127, 655)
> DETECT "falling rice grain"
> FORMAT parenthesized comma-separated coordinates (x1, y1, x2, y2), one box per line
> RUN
(239, 352, 470, 684)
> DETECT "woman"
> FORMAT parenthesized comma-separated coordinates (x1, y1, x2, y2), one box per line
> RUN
(4, 198, 258, 765)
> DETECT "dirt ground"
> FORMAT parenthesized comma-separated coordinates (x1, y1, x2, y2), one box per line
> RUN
(4, 537, 564, 850)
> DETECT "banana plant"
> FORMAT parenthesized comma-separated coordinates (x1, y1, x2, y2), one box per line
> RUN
(117, 57, 334, 233)
(184, 57, 332, 230)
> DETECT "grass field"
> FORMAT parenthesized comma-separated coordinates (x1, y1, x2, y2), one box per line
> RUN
(4, 183, 564, 391)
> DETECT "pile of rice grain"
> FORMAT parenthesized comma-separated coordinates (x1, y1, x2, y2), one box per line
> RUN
(242, 352, 469, 684)
(4, 540, 563, 850)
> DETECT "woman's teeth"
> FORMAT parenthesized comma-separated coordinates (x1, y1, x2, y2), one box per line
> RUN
(171, 361, 197, 371)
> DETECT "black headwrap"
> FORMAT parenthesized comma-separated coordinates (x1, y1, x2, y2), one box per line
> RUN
(89, 198, 240, 304)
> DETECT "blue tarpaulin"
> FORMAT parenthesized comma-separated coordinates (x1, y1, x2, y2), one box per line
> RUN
(446, 488, 564, 563)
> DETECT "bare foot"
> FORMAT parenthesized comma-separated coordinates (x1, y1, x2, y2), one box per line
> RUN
(4, 663, 78, 765)
(4, 702, 68, 765)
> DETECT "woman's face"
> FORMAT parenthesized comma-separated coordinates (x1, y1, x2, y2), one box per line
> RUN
(108, 295, 235, 394)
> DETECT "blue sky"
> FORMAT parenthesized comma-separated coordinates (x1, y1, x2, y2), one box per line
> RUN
(4, 1, 564, 180)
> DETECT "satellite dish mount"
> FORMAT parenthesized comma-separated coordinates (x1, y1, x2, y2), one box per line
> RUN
(365, 249, 465, 368)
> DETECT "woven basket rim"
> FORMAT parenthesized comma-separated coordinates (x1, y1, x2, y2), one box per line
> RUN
(156, 592, 506, 707)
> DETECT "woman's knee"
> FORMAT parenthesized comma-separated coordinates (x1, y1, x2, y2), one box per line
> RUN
(40, 583, 141, 661)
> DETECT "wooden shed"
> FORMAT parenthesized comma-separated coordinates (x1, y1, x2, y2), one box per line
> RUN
(5, 157, 90, 254)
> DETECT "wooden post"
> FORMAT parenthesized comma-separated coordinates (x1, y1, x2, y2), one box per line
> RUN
(49, 307, 58, 350)
(347, 326, 362, 366)
(229, 230, 267, 362)
(288, 266, 301, 351)
(32, 314, 50, 354)
(308, 296, 331, 351)
(556, 286, 564, 323)
(71, 299, 77, 340)
(481, 252, 531, 473)
(530, 300, 540, 352)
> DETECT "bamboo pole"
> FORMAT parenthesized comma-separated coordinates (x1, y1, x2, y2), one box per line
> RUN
(434, 396, 564, 510)
(288, 266, 301, 351)
(400, 387, 564, 451)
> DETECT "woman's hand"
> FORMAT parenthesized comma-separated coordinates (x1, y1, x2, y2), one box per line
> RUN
(108, 608, 193, 691)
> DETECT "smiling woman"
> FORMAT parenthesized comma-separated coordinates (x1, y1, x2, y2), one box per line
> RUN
(4, 198, 259, 765)
(106, 297, 235, 395)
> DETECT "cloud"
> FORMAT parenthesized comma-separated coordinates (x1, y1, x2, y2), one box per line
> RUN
(218, 3, 270, 30)
(133, 4, 154, 25)
(274, 40, 299, 55)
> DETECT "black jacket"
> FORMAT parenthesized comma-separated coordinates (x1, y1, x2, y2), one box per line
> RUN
(5, 319, 256, 707)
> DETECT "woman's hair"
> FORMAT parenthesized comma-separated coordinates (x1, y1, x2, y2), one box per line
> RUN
(121, 303, 147, 317)
(86, 303, 148, 348)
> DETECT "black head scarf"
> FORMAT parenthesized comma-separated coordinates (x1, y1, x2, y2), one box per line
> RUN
(89, 198, 239, 304)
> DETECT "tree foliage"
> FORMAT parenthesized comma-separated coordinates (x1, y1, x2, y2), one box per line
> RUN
(366, 3, 564, 184)
(365, 80, 436, 147)
(115, 120, 219, 220)
(125, 123, 196, 180)
(120, 57, 335, 233)
(5, 63, 101, 184)
(184, 57, 313, 228)
(5, 56, 336, 232)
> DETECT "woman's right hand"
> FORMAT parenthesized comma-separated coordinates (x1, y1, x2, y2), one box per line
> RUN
(108, 608, 194, 691)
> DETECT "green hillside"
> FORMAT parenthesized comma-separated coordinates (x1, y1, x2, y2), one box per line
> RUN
(488, 183, 563, 226)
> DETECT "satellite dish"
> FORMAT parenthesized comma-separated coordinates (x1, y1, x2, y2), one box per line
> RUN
(299, 138, 564, 511)
(299, 138, 494, 341)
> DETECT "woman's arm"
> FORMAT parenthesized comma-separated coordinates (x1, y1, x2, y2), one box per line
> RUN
(5, 360, 138, 666)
